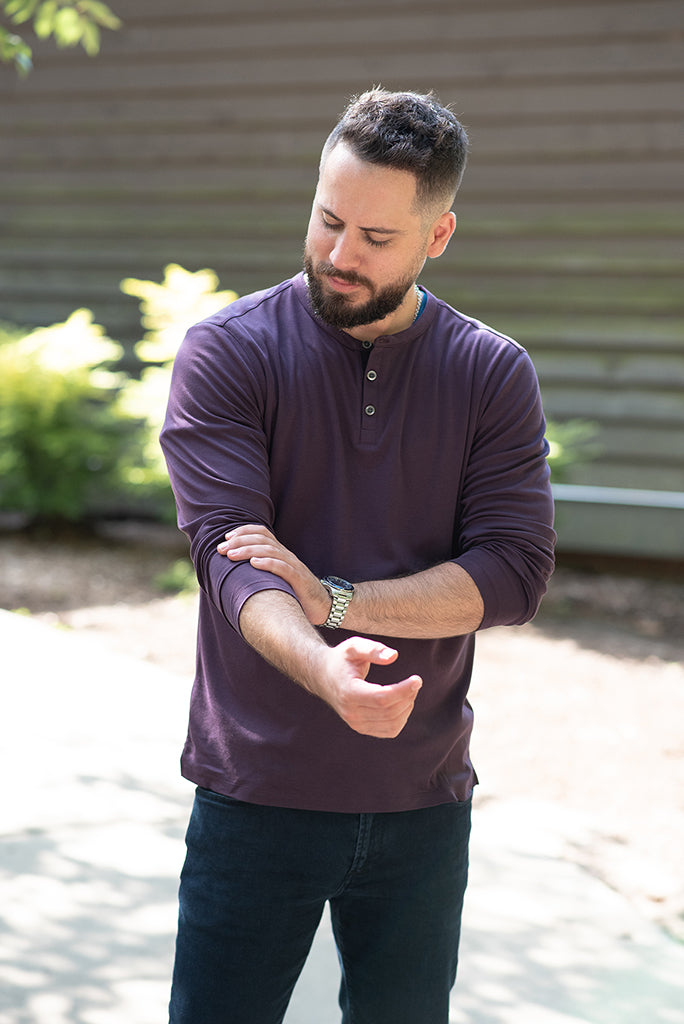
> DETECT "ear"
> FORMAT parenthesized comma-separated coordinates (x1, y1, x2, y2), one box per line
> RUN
(426, 212, 456, 258)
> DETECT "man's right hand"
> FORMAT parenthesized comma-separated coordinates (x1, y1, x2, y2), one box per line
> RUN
(238, 589, 422, 738)
(309, 637, 422, 738)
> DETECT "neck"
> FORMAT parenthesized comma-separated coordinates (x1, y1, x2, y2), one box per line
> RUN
(344, 285, 421, 342)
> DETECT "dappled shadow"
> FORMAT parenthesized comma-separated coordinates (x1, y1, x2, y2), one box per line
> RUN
(530, 611, 684, 666)
(529, 564, 684, 665)
(1, 535, 683, 1023)
(0, 772, 191, 1024)
(453, 835, 684, 1024)
(454, 795, 684, 1021)
(1, 608, 194, 1023)
(5, 784, 681, 1024)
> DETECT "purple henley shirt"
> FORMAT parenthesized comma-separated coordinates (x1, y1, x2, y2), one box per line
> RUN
(160, 272, 555, 813)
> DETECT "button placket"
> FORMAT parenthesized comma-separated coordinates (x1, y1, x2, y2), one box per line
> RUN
(361, 351, 380, 436)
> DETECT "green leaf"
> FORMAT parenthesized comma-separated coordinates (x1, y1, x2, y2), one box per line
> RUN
(33, 0, 59, 39)
(79, 16, 100, 55)
(77, 0, 121, 29)
(3, 0, 28, 15)
(5, 0, 41, 25)
(0, 25, 33, 73)
(1, 0, 121, 66)
(14, 48, 33, 73)
(0, 25, 15, 55)
(53, 5, 84, 46)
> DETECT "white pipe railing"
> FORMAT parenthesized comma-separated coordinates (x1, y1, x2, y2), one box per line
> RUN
(552, 484, 684, 510)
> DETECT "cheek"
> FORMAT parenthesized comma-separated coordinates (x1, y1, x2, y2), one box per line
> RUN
(306, 223, 330, 260)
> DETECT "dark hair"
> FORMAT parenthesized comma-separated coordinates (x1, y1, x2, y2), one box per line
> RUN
(322, 88, 469, 213)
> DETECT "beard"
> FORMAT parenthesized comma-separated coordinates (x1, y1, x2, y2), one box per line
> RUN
(302, 251, 417, 330)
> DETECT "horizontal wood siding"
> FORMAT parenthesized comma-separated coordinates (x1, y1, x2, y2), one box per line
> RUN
(1, 0, 683, 555)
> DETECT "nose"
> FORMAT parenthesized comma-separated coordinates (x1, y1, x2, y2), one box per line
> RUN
(329, 230, 360, 272)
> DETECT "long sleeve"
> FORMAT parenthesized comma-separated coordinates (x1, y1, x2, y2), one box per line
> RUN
(453, 341, 556, 629)
(160, 312, 296, 632)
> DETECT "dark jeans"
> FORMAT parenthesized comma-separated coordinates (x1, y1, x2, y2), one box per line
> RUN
(169, 786, 472, 1024)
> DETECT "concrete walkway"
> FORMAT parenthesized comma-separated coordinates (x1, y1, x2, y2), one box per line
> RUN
(1, 608, 682, 1024)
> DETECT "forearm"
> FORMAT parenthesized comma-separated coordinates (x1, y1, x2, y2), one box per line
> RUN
(237, 587, 423, 738)
(342, 561, 484, 639)
(238, 589, 329, 696)
(220, 526, 484, 639)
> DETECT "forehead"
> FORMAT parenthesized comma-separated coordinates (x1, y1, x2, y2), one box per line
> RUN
(316, 142, 421, 228)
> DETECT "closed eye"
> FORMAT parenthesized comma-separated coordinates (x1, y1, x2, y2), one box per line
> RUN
(321, 213, 391, 247)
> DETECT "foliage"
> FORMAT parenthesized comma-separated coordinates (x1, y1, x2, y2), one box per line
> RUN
(0, 0, 121, 75)
(153, 557, 198, 595)
(0, 265, 237, 529)
(121, 263, 239, 366)
(0, 310, 146, 525)
(118, 264, 238, 514)
(0, 263, 595, 531)
(546, 419, 599, 482)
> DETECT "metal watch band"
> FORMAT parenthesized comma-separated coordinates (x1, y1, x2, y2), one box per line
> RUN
(321, 577, 354, 629)
(324, 594, 351, 629)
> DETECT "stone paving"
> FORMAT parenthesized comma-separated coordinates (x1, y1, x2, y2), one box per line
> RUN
(2, 609, 683, 1024)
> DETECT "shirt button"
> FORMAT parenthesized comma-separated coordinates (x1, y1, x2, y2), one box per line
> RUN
(366, 370, 377, 381)
(364, 404, 376, 416)
(362, 340, 373, 350)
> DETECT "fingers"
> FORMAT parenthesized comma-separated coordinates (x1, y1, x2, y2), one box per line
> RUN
(338, 676, 423, 738)
(217, 524, 275, 557)
(217, 525, 305, 582)
(222, 524, 270, 540)
(218, 527, 293, 573)
(330, 638, 422, 738)
(352, 675, 423, 713)
(218, 527, 299, 578)
(340, 636, 398, 665)
(217, 525, 331, 626)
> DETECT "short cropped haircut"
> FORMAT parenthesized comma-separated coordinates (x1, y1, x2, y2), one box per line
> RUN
(321, 88, 469, 214)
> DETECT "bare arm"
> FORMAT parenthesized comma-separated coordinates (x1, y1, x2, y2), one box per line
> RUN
(220, 525, 484, 638)
(238, 588, 423, 737)
(342, 561, 484, 638)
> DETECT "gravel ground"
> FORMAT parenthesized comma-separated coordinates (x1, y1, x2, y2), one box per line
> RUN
(2, 522, 683, 943)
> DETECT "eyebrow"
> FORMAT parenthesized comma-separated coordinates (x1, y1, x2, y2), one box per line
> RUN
(320, 205, 405, 236)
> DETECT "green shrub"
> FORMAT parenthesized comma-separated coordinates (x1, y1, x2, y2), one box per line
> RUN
(0, 309, 147, 525)
(0, 266, 239, 528)
(121, 262, 238, 366)
(0, 267, 594, 530)
(118, 264, 239, 517)
(153, 556, 198, 595)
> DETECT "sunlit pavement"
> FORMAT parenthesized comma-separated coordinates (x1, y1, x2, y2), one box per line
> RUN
(1, 608, 683, 1024)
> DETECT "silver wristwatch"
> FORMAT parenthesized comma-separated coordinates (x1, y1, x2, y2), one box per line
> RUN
(320, 575, 354, 629)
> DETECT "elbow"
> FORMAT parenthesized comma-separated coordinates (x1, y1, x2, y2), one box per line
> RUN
(472, 535, 556, 631)
(506, 546, 556, 627)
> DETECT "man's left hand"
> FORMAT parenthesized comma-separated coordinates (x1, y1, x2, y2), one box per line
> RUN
(218, 525, 331, 626)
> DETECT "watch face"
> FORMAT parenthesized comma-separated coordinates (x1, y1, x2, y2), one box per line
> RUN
(325, 576, 354, 592)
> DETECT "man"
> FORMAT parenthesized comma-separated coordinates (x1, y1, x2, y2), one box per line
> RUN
(161, 88, 555, 1024)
